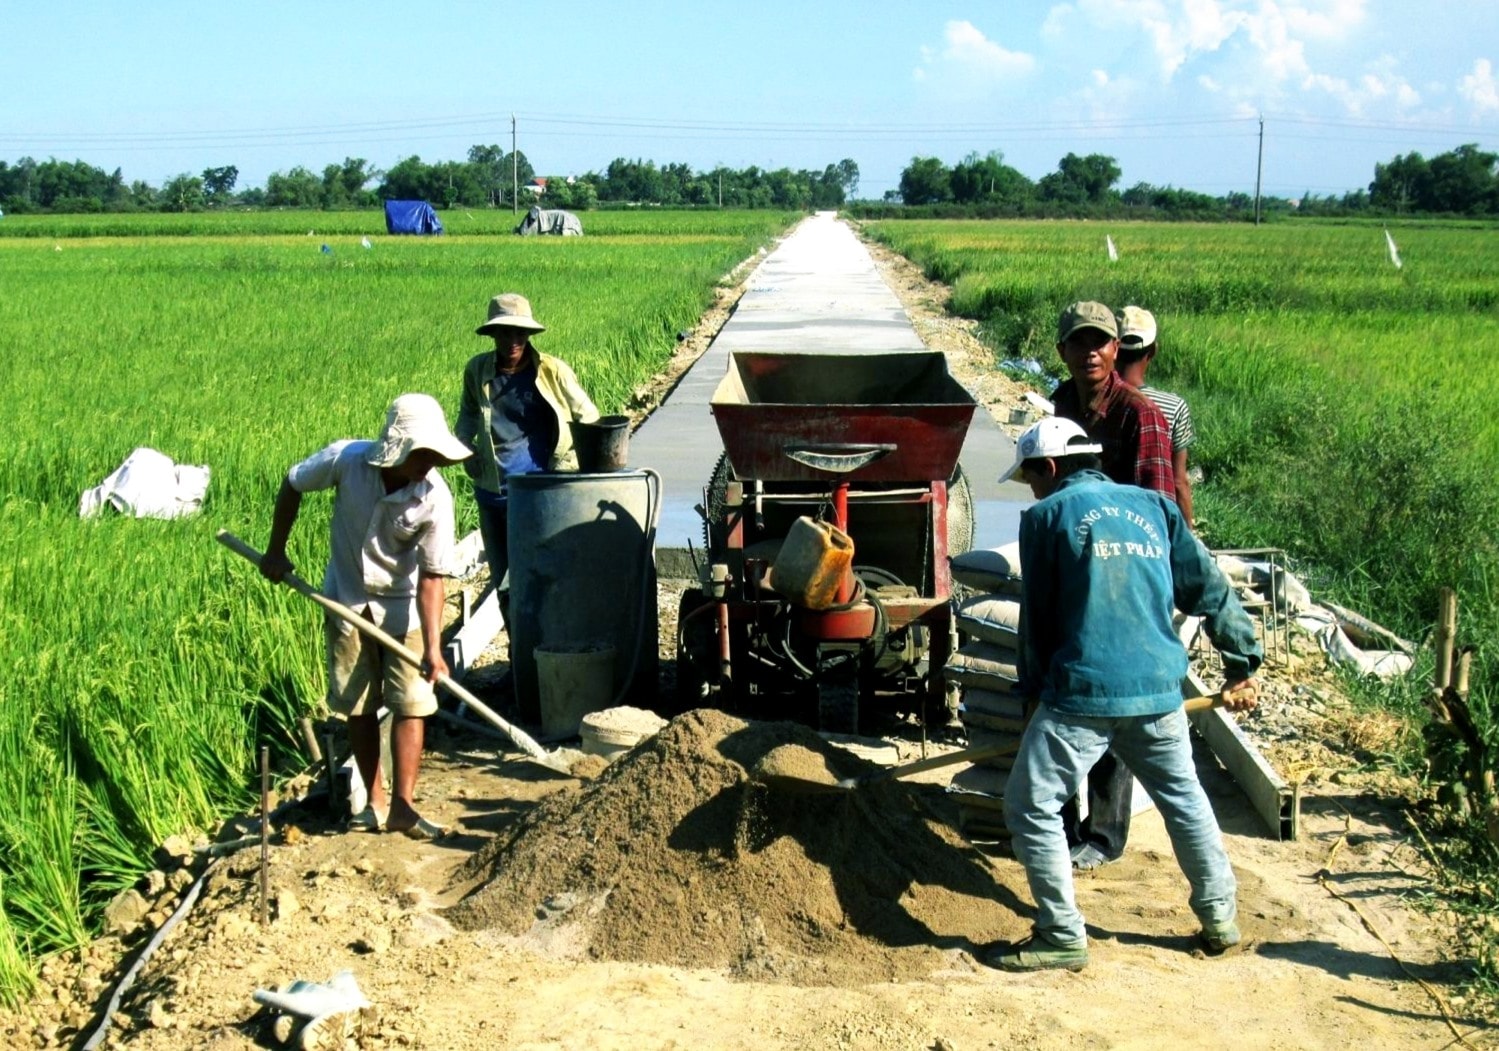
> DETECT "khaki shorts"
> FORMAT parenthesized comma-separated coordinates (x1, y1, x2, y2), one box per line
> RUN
(324, 615, 438, 718)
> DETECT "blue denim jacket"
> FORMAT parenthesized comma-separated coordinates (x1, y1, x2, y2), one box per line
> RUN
(1017, 469, 1261, 717)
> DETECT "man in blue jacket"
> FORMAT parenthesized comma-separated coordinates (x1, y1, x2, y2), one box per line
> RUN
(990, 417, 1262, 972)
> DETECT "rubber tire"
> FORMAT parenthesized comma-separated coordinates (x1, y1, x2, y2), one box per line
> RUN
(675, 588, 717, 712)
(817, 667, 859, 735)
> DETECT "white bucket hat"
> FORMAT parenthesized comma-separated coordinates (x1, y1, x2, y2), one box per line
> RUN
(476, 292, 546, 335)
(1001, 417, 1103, 481)
(365, 393, 472, 468)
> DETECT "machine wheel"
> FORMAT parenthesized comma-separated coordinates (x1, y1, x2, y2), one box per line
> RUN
(703, 452, 734, 552)
(675, 588, 718, 712)
(817, 664, 860, 735)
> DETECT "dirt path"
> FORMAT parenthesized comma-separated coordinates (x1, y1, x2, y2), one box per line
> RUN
(7, 222, 1489, 1051)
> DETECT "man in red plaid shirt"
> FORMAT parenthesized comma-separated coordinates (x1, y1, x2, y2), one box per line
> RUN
(1050, 301, 1176, 500)
(1046, 301, 1178, 872)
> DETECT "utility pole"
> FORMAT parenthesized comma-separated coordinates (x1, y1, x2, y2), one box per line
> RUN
(1254, 114, 1264, 227)
(512, 114, 518, 217)
(718, 170, 722, 209)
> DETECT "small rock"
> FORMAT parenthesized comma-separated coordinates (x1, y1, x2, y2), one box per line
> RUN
(143, 869, 167, 897)
(147, 999, 173, 1028)
(167, 868, 196, 893)
(33, 1024, 59, 1046)
(103, 889, 150, 935)
(281, 824, 305, 846)
(271, 1013, 297, 1045)
(354, 927, 393, 955)
(156, 835, 195, 870)
(274, 888, 301, 921)
(353, 857, 376, 875)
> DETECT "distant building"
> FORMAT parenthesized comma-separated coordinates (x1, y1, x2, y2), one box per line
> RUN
(524, 178, 548, 196)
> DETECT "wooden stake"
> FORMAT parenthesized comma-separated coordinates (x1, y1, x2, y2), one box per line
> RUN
(323, 732, 338, 814)
(259, 746, 270, 928)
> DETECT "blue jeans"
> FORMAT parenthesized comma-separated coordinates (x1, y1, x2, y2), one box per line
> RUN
(1004, 704, 1237, 948)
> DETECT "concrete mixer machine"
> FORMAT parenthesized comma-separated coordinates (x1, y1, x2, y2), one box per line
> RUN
(678, 351, 977, 732)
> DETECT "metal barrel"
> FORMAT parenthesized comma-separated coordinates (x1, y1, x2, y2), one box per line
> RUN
(507, 470, 659, 725)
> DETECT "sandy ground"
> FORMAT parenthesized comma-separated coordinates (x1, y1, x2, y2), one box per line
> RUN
(8, 221, 1494, 1051)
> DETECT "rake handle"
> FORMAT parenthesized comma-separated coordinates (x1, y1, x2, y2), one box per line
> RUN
(216, 530, 556, 767)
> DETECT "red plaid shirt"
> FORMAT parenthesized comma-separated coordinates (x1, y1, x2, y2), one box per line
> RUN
(1052, 373, 1177, 502)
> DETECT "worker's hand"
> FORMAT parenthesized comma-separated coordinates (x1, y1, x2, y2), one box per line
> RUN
(259, 550, 294, 584)
(1221, 677, 1259, 712)
(420, 647, 449, 685)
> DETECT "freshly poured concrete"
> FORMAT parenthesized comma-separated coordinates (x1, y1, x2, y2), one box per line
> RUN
(630, 212, 1029, 575)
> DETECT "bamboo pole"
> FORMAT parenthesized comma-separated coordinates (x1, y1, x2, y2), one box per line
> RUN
(1434, 587, 1458, 692)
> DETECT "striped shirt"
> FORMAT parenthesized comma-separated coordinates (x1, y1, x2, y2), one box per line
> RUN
(1052, 373, 1177, 502)
(1141, 386, 1195, 451)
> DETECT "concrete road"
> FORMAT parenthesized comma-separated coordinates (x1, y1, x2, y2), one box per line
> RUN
(629, 212, 1029, 576)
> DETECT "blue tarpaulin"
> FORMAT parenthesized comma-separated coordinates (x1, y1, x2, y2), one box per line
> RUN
(383, 200, 444, 235)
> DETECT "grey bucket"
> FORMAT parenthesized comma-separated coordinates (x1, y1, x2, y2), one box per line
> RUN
(571, 415, 630, 472)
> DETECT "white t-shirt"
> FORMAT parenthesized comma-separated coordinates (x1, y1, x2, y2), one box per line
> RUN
(287, 440, 455, 635)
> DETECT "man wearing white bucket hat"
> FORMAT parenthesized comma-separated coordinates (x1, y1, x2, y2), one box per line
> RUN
(455, 292, 599, 634)
(261, 393, 471, 839)
(987, 416, 1261, 972)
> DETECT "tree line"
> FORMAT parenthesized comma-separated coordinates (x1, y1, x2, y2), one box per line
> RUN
(866, 144, 1499, 220)
(2, 141, 1492, 217)
(0, 148, 860, 214)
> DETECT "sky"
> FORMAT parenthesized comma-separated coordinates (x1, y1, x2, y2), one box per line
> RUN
(3, 0, 1496, 201)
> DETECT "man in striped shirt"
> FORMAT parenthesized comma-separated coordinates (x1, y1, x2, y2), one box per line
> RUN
(1048, 301, 1178, 872)
(1117, 305, 1196, 528)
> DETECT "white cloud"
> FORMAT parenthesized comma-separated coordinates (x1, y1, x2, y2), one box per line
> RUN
(1283, 0, 1367, 40)
(1301, 62, 1421, 116)
(1459, 58, 1499, 114)
(914, 20, 1036, 85)
(1093, 69, 1111, 86)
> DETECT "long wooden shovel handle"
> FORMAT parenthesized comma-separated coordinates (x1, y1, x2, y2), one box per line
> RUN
(216, 530, 564, 771)
(862, 692, 1228, 787)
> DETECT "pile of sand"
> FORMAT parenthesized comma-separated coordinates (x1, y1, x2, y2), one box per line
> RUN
(445, 710, 1025, 984)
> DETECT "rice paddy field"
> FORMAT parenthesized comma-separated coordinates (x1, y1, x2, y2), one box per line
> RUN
(0, 208, 796, 1001)
(865, 218, 1499, 799)
(863, 217, 1499, 615)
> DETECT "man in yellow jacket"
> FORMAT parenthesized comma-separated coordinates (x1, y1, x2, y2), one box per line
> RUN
(455, 293, 599, 624)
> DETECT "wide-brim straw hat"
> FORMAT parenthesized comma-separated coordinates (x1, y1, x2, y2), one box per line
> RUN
(476, 292, 546, 335)
(365, 393, 472, 468)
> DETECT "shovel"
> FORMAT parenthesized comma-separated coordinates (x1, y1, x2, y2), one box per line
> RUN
(756, 693, 1228, 795)
(216, 530, 570, 774)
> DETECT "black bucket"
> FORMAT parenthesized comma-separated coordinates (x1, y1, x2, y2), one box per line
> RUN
(572, 415, 631, 472)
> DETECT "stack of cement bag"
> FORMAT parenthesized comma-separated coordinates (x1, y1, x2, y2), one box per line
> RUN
(944, 542, 1034, 843)
(1214, 553, 1416, 680)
